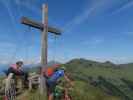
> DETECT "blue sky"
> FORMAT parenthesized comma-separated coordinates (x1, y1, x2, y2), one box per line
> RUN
(0, 0, 133, 64)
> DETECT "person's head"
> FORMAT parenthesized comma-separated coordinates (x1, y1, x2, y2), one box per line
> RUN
(16, 61, 23, 68)
(49, 64, 59, 71)
(52, 64, 60, 69)
(60, 66, 66, 71)
(56, 65, 66, 72)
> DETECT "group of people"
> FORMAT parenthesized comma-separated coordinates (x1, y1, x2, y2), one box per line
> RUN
(4, 61, 73, 100)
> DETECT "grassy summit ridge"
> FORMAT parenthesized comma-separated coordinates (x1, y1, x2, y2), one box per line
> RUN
(1, 58, 133, 100)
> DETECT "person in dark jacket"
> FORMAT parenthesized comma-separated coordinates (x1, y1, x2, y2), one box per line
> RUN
(5, 61, 29, 88)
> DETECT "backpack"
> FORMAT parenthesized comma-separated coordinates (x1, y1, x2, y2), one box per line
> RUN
(43, 67, 54, 78)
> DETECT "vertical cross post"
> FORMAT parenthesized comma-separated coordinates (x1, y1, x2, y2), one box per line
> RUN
(41, 4, 48, 65)
(39, 4, 48, 95)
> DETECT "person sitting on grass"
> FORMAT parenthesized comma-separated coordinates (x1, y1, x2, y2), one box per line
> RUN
(44, 65, 73, 100)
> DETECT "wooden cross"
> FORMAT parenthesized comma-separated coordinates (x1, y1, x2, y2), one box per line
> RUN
(20, 4, 61, 94)
(21, 4, 61, 65)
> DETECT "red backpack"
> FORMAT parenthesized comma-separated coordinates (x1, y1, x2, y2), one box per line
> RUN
(42, 67, 54, 77)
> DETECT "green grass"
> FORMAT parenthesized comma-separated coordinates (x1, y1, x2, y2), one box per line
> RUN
(1, 59, 133, 100)
(71, 81, 121, 100)
(66, 61, 133, 81)
(17, 90, 47, 100)
(17, 81, 121, 100)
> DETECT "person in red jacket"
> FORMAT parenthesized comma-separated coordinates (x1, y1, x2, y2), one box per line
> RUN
(5, 61, 29, 88)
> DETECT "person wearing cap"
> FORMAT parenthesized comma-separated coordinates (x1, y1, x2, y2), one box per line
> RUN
(5, 61, 29, 88)
(46, 65, 73, 100)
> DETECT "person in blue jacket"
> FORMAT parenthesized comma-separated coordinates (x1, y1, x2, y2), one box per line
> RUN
(46, 65, 73, 100)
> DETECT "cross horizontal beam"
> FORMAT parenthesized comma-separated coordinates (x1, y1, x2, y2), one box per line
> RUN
(21, 17, 61, 35)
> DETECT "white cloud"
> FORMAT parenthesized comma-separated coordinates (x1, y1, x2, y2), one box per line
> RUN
(112, 1, 133, 14)
(90, 37, 104, 45)
(15, 0, 41, 15)
(0, 42, 16, 57)
(24, 57, 40, 65)
(105, 57, 133, 64)
(1, 0, 18, 33)
(82, 36, 104, 47)
(63, 0, 111, 32)
(0, 0, 41, 16)
(0, 60, 9, 64)
(0, 42, 18, 64)
(63, 0, 133, 33)
(124, 31, 133, 36)
(83, 56, 133, 64)
(0, 42, 16, 48)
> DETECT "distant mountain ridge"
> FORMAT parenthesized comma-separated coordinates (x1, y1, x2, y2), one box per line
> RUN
(66, 58, 133, 68)
(118, 63, 133, 68)
(0, 59, 133, 74)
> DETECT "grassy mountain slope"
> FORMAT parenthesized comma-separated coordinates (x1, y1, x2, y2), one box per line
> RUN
(1, 58, 133, 100)
(65, 58, 133, 81)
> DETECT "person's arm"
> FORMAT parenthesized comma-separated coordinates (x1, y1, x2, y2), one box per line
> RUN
(64, 74, 73, 86)
(7, 67, 23, 76)
(6, 67, 14, 76)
